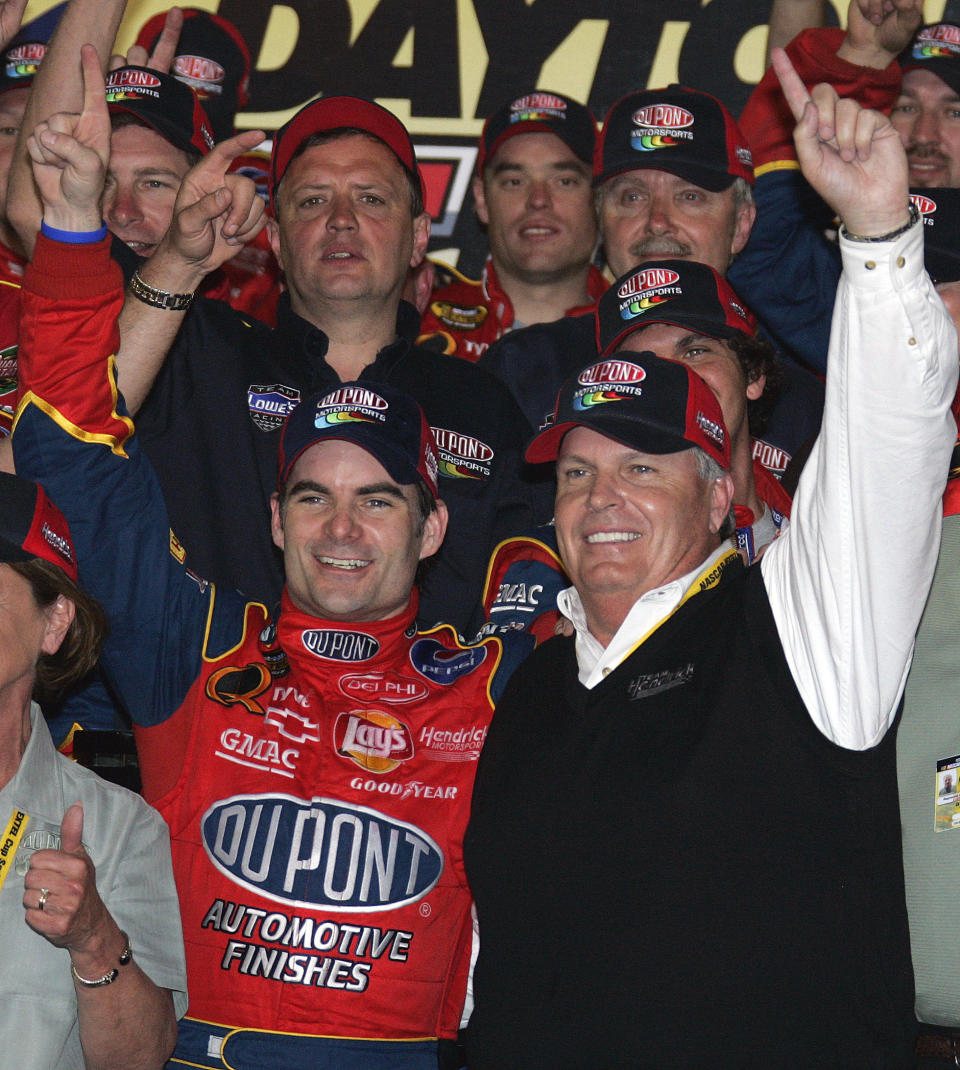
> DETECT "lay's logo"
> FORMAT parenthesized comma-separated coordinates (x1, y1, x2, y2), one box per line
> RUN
(633, 105, 694, 129)
(911, 194, 937, 215)
(512, 93, 566, 112)
(618, 267, 680, 298)
(106, 69, 161, 89)
(579, 361, 646, 386)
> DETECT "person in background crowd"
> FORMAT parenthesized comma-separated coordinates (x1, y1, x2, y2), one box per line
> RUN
(132, 5, 283, 324)
(478, 259, 788, 644)
(0, 470, 187, 1069)
(463, 49, 957, 1067)
(418, 91, 605, 360)
(480, 84, 825, 485)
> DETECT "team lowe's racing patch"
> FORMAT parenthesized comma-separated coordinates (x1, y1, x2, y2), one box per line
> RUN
(248, 383, 301, 432)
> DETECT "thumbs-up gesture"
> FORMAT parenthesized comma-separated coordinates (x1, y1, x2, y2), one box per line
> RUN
(23, 803, 110, 953)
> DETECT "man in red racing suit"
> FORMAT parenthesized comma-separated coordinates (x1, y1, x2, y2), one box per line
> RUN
(14, 222, 521, 1068)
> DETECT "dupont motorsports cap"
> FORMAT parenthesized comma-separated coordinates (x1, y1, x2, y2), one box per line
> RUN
(595, 260, 757, 356)
(526, 352, 730, 470)
(596, 85, 754, 191)
(278, 381, 440, 498)
(105, 65, 214, 157)
(900, 24, 960, 98)
(476, 91, 597, 171)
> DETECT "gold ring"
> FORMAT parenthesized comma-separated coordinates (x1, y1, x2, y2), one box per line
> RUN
(38, 887, 49, 911)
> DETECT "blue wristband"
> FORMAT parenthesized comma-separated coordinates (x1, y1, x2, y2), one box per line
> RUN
(40, 219, 108, 244)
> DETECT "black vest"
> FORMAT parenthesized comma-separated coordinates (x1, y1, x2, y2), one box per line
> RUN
(464, 559, 913, 1069)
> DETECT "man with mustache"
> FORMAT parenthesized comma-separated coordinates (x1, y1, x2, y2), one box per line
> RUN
(479, 85, 825, 486)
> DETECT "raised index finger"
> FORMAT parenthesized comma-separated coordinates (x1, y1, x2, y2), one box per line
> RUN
(204, 128, 267, 176)
(79, 44, 107, 122)
(772, 47, 813, 123)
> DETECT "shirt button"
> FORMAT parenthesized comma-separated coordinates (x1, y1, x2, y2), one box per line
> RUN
(865, 260, 877, 270)
(602, 667, 611, 677)
(908, 337, 917, 346)
(896, 256, 905, 268)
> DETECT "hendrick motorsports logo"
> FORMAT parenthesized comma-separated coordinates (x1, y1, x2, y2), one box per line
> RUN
(201, 793, 444, 910)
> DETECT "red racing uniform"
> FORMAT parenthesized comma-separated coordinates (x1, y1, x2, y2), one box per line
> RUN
(417, 256, 608, 361)
(13, 233, 520, 1070)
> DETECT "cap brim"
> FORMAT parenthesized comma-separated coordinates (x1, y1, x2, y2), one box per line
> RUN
(525, 417, 695, 464)
(597, 159, 735, 192)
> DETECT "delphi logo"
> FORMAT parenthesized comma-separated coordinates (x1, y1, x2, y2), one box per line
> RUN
(335, 711, 415, 773)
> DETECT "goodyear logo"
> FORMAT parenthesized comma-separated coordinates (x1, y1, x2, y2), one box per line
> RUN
(335, 711, 415, 772)
(579, 360, 646, 387)
(301, 630, 380, 662)
(618, 267, 680, 298)
(106, 69, 162, 89)
(431, 301, 488, 330)
(201, 794, 443, 910)
(409, 638, 487, 684)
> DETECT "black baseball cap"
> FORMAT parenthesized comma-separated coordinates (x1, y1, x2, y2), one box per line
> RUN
(527, 352, 730, 470)
(135, 8, 251, 143)
(105, 65, 214, 157)
(278, 382, 440, 498)
(596, 86, 754, 191)
(477, 91, 597, 172)
(900, 24, 960, 97)
(0, 472, 78, 581)
(596, 260, 757, 355)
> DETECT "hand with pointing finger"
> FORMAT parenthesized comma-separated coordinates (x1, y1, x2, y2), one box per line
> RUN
(149, 127, 268, 285)
(773, 46, 910, 237)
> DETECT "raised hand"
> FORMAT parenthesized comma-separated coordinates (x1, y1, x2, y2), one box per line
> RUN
(845, 0, 923, 60)
(0, 0, 28, 54)
(23, 804, 111, 954)
(773, 46, 910, 236)
(109, 6, 184, 73)
(25, 44, 110, 233)
(155, 127, 268, 280)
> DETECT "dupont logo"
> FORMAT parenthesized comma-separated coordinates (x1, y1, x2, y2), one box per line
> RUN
(335, 711, 415, 773)
(106, 69, 161, 89)
(320, 386, 388, 410)
(910, 194, 937, 215)
(618, 267, 680, 298)
(579, 360, 647, 386)
(301, 630, 380, 662)
(338, 672, 429, 705)
(431, 428, 494, 463)
(633, 104, 694, 129)
(174, 55, 224, 84)
(6, 43, 45, 62)
(201, 794, 444, 910)
(920, 24, 960, 46)
(512, 92, 566, 112)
